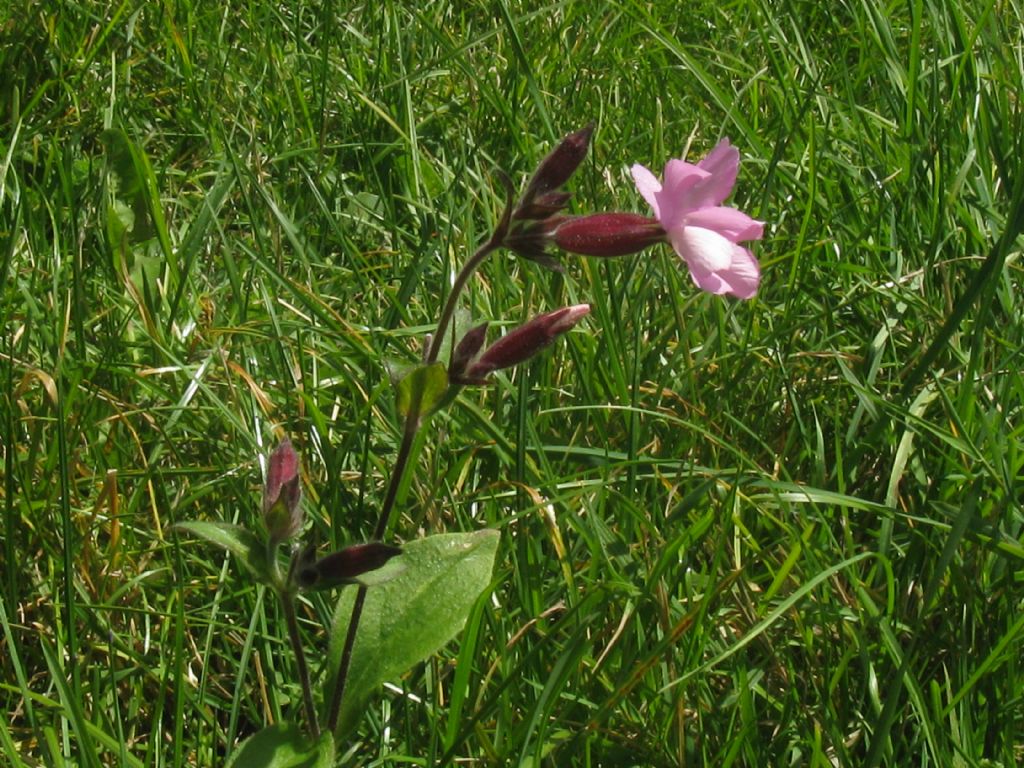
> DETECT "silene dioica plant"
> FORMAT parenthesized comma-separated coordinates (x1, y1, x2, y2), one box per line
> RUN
(177, 125, 765, 764)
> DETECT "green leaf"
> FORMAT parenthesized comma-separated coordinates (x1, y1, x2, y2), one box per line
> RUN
(395, 362, 448, 419)
(328, 530, 500, 736)
(174, 521, 273, 585)
(225, 723, 334, 768)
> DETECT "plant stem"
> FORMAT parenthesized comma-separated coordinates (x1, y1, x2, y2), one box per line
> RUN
(324, 584, 367, 734)
(426, 236, 501, 365)
(325, 221, 505, 735)
(281, 590, 320, 738)
(325, 412, 419, 733)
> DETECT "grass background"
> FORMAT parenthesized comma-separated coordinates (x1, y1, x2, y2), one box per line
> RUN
(2, 0, 1023, 765)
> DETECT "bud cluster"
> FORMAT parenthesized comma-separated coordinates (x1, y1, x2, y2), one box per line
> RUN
(501, 125, 682, 267)
(501, 124, 594, 270)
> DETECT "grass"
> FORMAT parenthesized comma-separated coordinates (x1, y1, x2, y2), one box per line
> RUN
(2, 0, 1023, 765)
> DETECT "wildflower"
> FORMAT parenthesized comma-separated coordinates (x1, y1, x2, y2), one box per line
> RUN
(459, 304, 590, 384)
(631, 139, 764, 299)
(263, 439, 303, 547)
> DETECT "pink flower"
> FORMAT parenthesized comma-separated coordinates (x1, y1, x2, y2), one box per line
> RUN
(631, 139, 764, 299)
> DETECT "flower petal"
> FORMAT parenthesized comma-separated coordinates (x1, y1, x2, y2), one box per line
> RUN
(717, 247, 761, 299)
(687, 148, 738, 210)
(672, 227, 761, 299)
(672, 226, 736, 274)
(685, 265, 729, 295)
(697, 139, 739, 180)
(630, 164, 663, 218)
(658, 160, 709, 223)
(684, 207, 764, 243)
(661, 158, 707, 193)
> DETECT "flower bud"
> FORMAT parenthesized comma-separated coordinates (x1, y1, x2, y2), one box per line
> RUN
(519, 124, 594, 209)
(553, 213, 666, 257)
(449, 322, 488, 382)
(464, 304, 590, 382)
(297, 542, 403, 590)
(262, 439, 303, 547)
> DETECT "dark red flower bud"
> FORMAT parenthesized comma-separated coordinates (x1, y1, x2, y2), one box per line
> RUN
(263, 439, 303, 546)
(297, 542, 403, 590)
(521, 124, 594, 204)
(465, 304, 590, 381)
(553, 213, 666, 257)
(504, 125, 595, 268)
(449, 322, 488, 382)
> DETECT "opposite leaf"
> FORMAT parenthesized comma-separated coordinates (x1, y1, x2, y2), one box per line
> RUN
(174, 521, 273, 585)
(327, 529, 500, 736)
(225, 723, 334, 768)
(395, 362, 448, 419)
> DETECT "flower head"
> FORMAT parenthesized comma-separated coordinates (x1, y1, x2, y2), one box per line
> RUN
(631, 139, 764, 299)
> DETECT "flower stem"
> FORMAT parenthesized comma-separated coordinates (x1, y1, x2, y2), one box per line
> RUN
(426, 236, 501, 365)
(281, 590, 320, 738)
(325, 213, 506, 736)
(324, 412, 419, 734)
